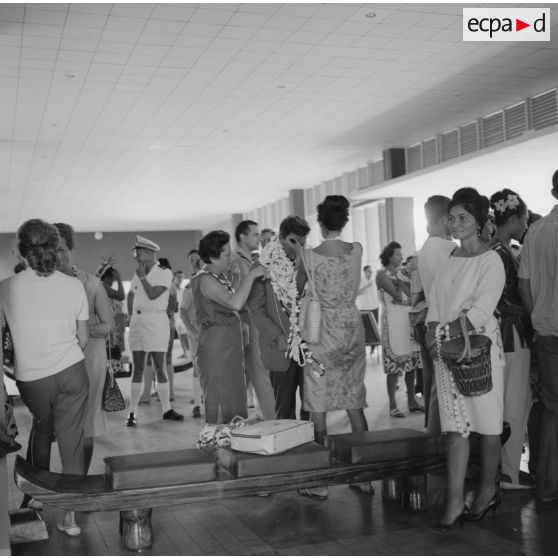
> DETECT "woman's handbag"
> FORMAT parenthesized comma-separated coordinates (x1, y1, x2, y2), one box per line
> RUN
(102, 364, 125, 412)
(440, 312, 493, 397)
(299, 250, 321, 344)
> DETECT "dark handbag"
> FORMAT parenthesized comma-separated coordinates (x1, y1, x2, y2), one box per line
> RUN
(102, 365, 125, 412)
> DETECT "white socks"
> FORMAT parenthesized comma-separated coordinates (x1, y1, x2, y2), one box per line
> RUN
(157, 381, 171, 414)
(129, 381, 143, 416)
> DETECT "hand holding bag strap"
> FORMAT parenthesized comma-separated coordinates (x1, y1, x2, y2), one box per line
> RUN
(457, 311, 472, 363)
(300, 249, 318, 301)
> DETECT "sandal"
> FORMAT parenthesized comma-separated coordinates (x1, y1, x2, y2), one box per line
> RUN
(298, 487, 329, 500)
(349, 482, 375, 495)
(408, 403, 425, 413)
(390, 408, 405, 418)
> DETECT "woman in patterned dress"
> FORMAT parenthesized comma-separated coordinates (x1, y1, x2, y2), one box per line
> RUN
(298, 195, 372, 497)
(376, 242, 422, 418)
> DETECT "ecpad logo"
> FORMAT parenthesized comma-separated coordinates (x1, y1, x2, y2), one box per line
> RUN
(463, 8, 550, 41)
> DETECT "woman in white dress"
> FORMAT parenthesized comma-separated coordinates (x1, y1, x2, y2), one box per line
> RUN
(426, 188, 506, 531)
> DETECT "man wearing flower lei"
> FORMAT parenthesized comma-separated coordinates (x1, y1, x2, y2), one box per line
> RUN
(248, 215, 313, 420)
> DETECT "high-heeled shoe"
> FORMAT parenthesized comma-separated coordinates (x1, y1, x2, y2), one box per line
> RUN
(467, 492, 501, 522)
(430, 507, 468, 533)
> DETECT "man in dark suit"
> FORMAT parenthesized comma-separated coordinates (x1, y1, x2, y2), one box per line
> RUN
(248, 215, 311, 420)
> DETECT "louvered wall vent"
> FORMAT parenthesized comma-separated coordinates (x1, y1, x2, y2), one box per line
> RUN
(407, 144, 422, 174)
(459, 122, 479, 155)
(441, 129, 459, 161)
(531, 89, 558, 130)
(422, 138, 438, 168)
(482, 111, 505, 148)
(504, 102, 528, 140)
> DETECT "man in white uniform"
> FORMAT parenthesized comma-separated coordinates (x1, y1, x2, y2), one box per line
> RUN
(126, 235, 184, 426)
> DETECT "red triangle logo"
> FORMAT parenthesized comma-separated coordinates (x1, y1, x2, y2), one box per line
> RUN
(516, 19, 530, 31)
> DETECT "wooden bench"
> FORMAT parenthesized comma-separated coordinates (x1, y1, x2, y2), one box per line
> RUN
(14, 449, 446, 551)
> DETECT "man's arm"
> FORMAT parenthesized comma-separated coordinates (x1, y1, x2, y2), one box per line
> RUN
(137, 276, 167, 300)
(247, 280, 287, 349)
(518, 278, 533, 314)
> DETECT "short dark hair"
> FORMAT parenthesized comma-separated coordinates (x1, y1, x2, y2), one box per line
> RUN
(448, 187, 490, 230)
(53, 222, 76, 251)
(261, 228, 275, 235)
(489, 189, 527, 226)
(235, 220, 257, 243)
(380, 241, 402, 267)
(199, 230, 230, 264)
(363, 265, 371, 272)
(158, 257, 171, 270)
(317, 195, 350, 231)
(279, 215, 310, 239)
(173, 270, 184, 276)
(552, 169, 558, 193)
(187, 249, 199, 257)
(424, 195, 451, 225)
(17, 219, 60, 277)
(100, 266, 115, 282)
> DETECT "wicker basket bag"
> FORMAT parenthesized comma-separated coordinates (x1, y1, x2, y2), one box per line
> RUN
(440, 312, 493, 397)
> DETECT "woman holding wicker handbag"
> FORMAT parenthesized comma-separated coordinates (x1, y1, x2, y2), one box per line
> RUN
(425, 188, 506, 531)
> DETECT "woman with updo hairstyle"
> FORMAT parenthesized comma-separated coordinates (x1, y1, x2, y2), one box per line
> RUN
(0, 219, 89, 536)
(191, 230, 266, 423)
(376, 242, 422, 418)
(487, 189, 532, 490)
(297, 195, 371, 499)
(425, 187, 506, 531)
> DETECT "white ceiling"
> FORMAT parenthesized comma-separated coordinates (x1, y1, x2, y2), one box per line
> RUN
(1, 2, 558, 232)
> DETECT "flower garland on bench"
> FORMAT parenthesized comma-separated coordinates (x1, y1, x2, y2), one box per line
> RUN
(259, 240, 324, 378)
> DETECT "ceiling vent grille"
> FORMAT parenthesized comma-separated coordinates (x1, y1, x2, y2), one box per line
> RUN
(422, 138, 438, 168)
(441, 129, 459, 161)
(407, 144, 422, 173)
(481, 111, 505, 148)
(459, 122, 479, 155)
(531, 89, 558, 130)
(504, 102, 528, 140)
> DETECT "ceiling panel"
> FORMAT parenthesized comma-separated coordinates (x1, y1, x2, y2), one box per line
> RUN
(1, 2, 558, 231)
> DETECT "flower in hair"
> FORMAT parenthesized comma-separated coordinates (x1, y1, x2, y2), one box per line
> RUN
(506, 194, 520, 210)
(493, 199, 508, 214)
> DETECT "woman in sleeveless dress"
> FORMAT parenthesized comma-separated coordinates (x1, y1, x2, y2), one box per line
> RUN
(298, 195, 371, 498)
(55, 224, 114, 473)
(191, 231, 266, 424)
(376, 241, 422, 418)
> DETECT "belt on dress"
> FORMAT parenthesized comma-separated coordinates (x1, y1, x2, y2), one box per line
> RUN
(135, 309, 167, 315)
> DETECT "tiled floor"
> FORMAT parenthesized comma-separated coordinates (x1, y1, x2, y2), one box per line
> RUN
(6, 345, 557, 556)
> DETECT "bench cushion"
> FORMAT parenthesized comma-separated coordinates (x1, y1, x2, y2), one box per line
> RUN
(217, 441, 331, 477)
(327, 428, 442, 465)
(104, 449, 217, 489)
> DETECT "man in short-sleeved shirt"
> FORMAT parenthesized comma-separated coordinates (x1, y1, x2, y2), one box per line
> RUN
(518, 170, 558, 504)
(126, 235, 183, 427)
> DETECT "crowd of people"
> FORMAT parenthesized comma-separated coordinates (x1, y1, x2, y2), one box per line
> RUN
(1, 171, 558, 535)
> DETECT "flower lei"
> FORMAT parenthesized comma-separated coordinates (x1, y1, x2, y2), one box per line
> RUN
(259, 240, 324, 378)
(493, 194, 520, 214)
(435, 324, 471, 439)
(196, 416, 246, 448)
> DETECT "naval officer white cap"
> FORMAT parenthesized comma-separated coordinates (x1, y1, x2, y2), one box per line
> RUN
(134, 235, 160, 252)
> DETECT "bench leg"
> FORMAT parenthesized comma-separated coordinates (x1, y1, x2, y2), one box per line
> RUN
(381, 478, 403, 502)
(401, 474, 428, 511)
(120, 508, 153, 550)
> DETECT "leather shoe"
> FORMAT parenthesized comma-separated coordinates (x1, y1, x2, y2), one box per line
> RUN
(163, 409, 184, 421)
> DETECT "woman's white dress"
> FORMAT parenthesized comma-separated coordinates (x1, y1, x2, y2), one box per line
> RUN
(427, 250, 506, 436)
